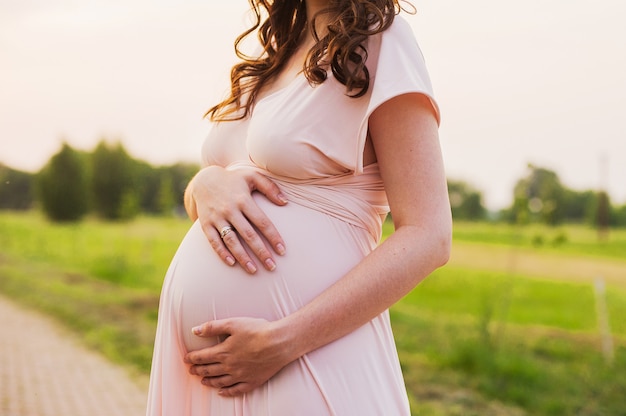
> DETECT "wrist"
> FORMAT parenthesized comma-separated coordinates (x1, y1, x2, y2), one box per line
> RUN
(268, 317, 306, 364)
(189, 166, 221, 199)
(185, 166, 218, 220)
(184, 178, 199, 221)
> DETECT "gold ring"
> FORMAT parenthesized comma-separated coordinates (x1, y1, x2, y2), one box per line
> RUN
(219, 225, 236, 239)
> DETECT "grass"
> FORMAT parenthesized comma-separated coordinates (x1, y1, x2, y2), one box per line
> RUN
(1, 212, 625, 415)
(394, 268, 626, 415)
(451, 220, 626, 260)
(0, 212, 184, 375)
(0, 212, 185, 289)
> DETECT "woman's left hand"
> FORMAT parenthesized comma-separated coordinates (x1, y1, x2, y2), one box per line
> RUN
(184, 318, 295, 396)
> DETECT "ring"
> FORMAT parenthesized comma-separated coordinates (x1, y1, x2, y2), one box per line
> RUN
(219, 225, 236, 239)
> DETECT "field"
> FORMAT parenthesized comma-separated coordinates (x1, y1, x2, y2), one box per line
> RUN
(1, 212, 625, 415)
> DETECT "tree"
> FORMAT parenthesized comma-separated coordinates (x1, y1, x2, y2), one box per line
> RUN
(37, 143, 89, 221)
(613, 204, 626, 227)
(581, 191, 610, 226)
(508, 164, 566, 225)
(166, 162, 198, 208)
(131, 162, 197, 215)
(447, 180, 486, 221)
(0, 164, 35, 210)
(133, 160, 162, 214)
(562, 189, 595, 223)
(156, 174, 175, 215)
(91, 140, 138, 220)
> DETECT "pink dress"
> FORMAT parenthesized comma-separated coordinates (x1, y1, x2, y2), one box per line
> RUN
(147, 16, 438, 416)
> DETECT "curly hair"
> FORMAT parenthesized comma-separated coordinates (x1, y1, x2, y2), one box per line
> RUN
(206, 0, 413, 122)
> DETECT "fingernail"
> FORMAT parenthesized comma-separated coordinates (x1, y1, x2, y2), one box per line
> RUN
(226, 256, 236, 266)
(265, 258, 276, 271)
(246, 262, 257, 274)
(192, 326, 201, 335)
(278, 193, 288, 204)
(276, 243, 286, 256)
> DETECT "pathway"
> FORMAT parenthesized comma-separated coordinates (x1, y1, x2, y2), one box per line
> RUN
(0, 295, 148, 416)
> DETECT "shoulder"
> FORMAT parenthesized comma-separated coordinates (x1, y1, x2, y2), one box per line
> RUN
(377, 14, 420, 48)
(368, 15, 424, 60)
(366, 15, 427, 74)
(385, 15, 416, 39)
(362, 14, 440, 124)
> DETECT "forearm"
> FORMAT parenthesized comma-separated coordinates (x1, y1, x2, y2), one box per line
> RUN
(273, 221, 451, 362)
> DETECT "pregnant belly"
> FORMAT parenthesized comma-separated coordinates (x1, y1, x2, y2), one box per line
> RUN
(161, 194, 373, 352)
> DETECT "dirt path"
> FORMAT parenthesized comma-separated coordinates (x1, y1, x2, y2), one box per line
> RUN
(0, 294, 148, 416)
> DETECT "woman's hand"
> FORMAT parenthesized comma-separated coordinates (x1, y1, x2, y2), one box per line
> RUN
(185, 166, 288, 274)
(184, 318, 295, 396)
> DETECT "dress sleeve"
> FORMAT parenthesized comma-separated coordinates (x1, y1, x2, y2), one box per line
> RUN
(355, 16, 440, 173)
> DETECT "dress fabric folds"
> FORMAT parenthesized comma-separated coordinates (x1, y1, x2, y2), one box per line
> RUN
(146, 16, 438, 416)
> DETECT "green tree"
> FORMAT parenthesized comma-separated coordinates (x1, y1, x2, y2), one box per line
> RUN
(37, 143, 89, 221)
(91, 140, 138, 220)
(131, 162, 197, 215)
(156, 174, 175, 215)
(509, 164, 566, 225)
(595, 190, 611, 227)
(166, 162, 198, 209)
(0, 164, 35, 210)
(133, 160, 162, 213)
(613, 203, 626, 227)
(562, 189, 595, 223)
(447, 180, 486, 221)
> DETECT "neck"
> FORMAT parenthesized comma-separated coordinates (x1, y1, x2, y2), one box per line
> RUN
(304, 0, 331, 38)
(305, 0, 327, 18)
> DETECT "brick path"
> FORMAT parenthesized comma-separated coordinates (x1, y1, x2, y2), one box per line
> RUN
(0, 295, 148, 416)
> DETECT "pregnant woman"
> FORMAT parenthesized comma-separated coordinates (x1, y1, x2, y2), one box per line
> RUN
(146, 0, 451, 415)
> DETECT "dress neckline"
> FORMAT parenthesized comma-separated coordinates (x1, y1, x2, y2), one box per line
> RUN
(255, 73, 308, 105)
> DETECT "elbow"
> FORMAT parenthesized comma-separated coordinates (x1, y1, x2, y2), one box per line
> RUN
(403, 219, 451, 270)
(396, 210, 452, 269)
(432, 216, 452, 268)
(438, 230, 452, 268)
(432, 227, 451, 269)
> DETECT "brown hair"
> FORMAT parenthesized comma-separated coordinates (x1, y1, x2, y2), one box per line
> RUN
(206, 0, 411, 122)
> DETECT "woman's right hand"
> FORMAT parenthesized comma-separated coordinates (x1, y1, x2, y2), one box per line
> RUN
(184, 166, 288, 274)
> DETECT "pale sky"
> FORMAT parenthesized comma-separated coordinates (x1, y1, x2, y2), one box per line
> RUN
(1, 0, 625, 209)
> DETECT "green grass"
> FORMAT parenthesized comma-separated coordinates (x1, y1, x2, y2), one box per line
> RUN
(1, 211, 625, 415)
(451, 220, 626, 260)
(0, 212, 183, 374)
(406, 267, 603, 331)
(395, 284, 626, 414)
(0, 212, 186, 289)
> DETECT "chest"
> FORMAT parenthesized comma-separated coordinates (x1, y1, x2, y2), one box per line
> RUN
(204, 75, 370, 180)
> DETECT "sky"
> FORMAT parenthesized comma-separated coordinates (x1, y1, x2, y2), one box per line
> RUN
(1, 0, 625, 209)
